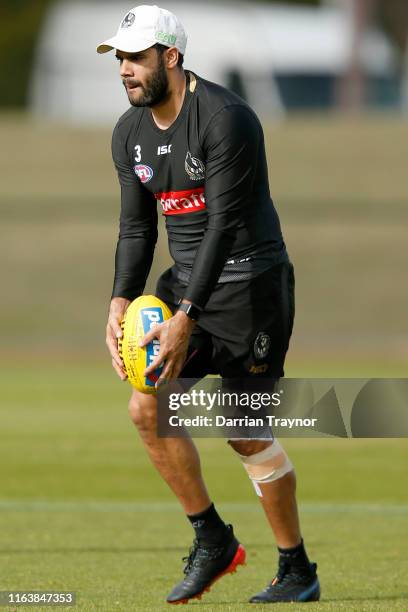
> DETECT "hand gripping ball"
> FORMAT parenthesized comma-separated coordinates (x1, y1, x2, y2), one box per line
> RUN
(118, 295, 173, 394)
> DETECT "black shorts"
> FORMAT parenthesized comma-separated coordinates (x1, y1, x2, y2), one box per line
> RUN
(156, 262, 295, 381)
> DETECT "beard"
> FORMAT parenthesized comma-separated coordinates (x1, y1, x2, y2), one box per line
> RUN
(123, 53, 169, 108)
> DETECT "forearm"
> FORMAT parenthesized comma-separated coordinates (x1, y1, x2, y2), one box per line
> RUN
(182, 228, 235, 309)
(111, 236, 156, 300)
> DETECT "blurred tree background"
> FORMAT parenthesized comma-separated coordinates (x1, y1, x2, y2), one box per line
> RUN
(0, 0, 408, 108)
(0, 0, 52, 106)
(378, 0, 408, 66)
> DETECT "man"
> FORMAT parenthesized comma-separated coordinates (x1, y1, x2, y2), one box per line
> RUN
(99, 4, 320, 605)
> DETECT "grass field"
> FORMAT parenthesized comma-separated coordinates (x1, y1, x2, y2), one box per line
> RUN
(1, 363, 408, 611)
(0, 113, 407, 610)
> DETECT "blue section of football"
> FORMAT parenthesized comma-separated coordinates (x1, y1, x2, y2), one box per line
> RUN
(141, 307, 164, 387)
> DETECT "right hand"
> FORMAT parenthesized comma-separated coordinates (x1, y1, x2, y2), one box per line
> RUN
(106, 297, 131, 380)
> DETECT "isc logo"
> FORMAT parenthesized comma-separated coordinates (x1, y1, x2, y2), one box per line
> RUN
(141, 308, 164, 386)
(157, 145, 172, 155)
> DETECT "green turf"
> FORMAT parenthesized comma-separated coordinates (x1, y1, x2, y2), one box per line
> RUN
(1, 505, 407, 611)
(0, 363, 407, 610)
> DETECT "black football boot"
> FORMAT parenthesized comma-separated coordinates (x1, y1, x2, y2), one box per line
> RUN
(249, 557, 320, 603)
(167, 525, 246, 604)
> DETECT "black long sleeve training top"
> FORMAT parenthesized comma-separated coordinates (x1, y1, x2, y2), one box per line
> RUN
(111, 71, 288, 309)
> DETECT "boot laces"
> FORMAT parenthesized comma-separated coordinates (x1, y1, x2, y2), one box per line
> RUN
(273, 558, 292, 588)
(182, 539, 199, 575)
(269, 557, 312, 591)
(182, 539, 224, 575)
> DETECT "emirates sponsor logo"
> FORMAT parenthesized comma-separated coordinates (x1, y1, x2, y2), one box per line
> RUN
(155, 187, 206, 215)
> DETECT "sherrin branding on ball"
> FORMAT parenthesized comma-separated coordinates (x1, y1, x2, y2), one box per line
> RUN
(118, 295, 173, 394)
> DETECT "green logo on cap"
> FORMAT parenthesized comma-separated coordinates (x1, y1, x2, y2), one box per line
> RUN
(156, 31, 177, 45)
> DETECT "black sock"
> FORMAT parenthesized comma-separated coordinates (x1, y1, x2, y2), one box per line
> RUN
(187, 503, 229, 546)
(278, 538, 311, 569)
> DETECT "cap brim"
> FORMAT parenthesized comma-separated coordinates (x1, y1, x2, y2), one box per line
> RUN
(96, 35, 154, 54)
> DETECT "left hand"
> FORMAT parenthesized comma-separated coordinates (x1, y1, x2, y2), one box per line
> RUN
(140, 311, 196, 388)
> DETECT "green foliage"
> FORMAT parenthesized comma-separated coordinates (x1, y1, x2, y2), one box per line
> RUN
(377, 0, 408, 63)
(0, 0, 53, 107)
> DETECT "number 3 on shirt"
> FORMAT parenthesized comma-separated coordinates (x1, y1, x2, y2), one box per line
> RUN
(134, 145, 141, 162)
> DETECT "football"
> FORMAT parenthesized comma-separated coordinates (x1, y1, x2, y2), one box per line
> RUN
(118, 295, 173, 394)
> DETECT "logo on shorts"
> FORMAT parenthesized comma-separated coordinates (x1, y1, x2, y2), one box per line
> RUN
(121, 12, 135, 28)
(134, 164, 154, 183)
(254, 332, 270, 360)
(185, 151, 205, 181)
(250, 364, 269, 374)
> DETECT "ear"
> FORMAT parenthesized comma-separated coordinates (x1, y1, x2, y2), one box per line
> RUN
(165, 47, 179, 69)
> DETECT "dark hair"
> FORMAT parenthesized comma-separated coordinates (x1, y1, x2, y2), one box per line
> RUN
(152, 43, 184, 67)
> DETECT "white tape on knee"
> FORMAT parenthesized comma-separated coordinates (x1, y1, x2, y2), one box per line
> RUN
(239, 440, 293, 492)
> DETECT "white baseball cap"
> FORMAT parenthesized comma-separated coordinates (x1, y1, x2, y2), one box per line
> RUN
(97, 5, 187, 56)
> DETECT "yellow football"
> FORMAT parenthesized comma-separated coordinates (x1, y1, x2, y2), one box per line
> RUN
(118, 295, 173, 394)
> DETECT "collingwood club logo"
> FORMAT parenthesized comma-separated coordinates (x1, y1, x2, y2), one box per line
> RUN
(185, 151, 205, 181)
(121, 12, 135, 29)
(254, 332, 271, 360)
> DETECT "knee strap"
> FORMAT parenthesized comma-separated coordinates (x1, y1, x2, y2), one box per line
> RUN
(238, 439, 293, 491)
